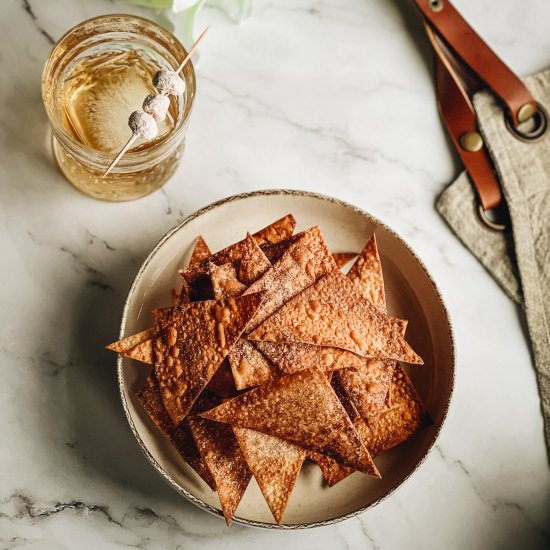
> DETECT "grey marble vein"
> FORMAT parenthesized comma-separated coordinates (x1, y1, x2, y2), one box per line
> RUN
(22, 0, 54, 44)
(160, 188, 184, 219)
(434, 445, 550, 542)
(201, 74, 439, 181)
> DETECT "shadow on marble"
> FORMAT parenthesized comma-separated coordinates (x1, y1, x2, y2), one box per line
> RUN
(4, 70, 53, 166)
(387, 0, 432, 76)
(47, 247, 335, 536)
(58, 254, 185, 497)
(0, 52, 92, 203)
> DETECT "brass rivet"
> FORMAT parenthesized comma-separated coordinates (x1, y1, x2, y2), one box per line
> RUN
(429, 0, 444, 12)
(459, 131, 483, 152)
(517, 103, 537, 123)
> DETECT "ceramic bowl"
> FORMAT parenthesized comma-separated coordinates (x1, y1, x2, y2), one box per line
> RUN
(117, 189, 455, 528)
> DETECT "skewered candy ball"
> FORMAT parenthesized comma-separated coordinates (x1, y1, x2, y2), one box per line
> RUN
(153, 69, 185, 96)
(143, 93, 170, 121)
(129, 109, 158, 140)
(104, 27, 208, 176)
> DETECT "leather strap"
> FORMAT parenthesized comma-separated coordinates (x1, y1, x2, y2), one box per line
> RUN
(411, 0, 536, 126)
(426, 25, 503, 210)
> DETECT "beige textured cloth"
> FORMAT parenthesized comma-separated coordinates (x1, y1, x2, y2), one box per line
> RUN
(437, 69, 550, 459)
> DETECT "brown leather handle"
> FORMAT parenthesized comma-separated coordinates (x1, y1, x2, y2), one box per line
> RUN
(426, 25, 503, 210)
(411, 0, 536, 126)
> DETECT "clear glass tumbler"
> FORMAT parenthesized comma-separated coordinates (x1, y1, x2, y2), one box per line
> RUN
(42, 14, 196, 201)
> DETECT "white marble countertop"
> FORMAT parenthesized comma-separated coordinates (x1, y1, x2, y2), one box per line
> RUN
(1, 0, 550, 548)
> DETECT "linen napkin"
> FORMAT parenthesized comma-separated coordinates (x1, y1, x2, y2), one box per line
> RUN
(437, 69, 550, 460)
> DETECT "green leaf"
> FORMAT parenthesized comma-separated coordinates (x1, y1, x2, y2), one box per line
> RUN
(117, 0, 174, 9)
(172, 0, 206, 46)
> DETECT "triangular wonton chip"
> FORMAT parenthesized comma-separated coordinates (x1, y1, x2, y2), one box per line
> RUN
(201, 368, 380, 476)
(124, 338, 153, 364)
(106, 329, 154, 355)
(173, 237, 212, 303)
(228, 339, 281, 390)
(180, 216, 296, 286)
(254, 340, 365, 375)
(188, 395, 252, 524)
(189, 236, 212, 265)
(308, 440, 358, 487)
(253, 342, 398, 412)
(364, 364, 432, 456)
(250, 271, 422, 365)
(225, 226, 336, 389)
(242, 227, 336, 333)
(209, 263, 247, 300)
(238, 233, 271, 285)
(136, 375, 216, 490)
(107, 307, 180, 364)
(347, 235, 385, 311)
(334, 359, 395, 423)
(251, 214, 296, 247)
(312, 364, 431, 485)
(337, 235, 399, 420)
(233, 427, 305, 524)
(154, 293, 264, 424)
(306, 367, 359, 486)
(260, 225, 336, 267)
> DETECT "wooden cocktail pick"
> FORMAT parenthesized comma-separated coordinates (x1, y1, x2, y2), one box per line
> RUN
(103, 27, 209, 178)
(177, 26, 209, 74)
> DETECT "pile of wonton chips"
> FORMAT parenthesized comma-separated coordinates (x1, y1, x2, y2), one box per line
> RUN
(107, 215, 431, 524)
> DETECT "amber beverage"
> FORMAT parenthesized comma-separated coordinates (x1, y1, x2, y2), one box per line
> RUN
(42, 15, 196, 201)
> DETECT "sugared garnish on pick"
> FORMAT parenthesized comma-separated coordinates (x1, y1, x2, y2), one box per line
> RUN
(103, 27, 209, 177)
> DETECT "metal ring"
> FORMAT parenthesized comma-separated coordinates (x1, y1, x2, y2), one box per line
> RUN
(505, 101, 548, 143)
(428, 0, 444, 12)
(476, 203, 507, 232)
